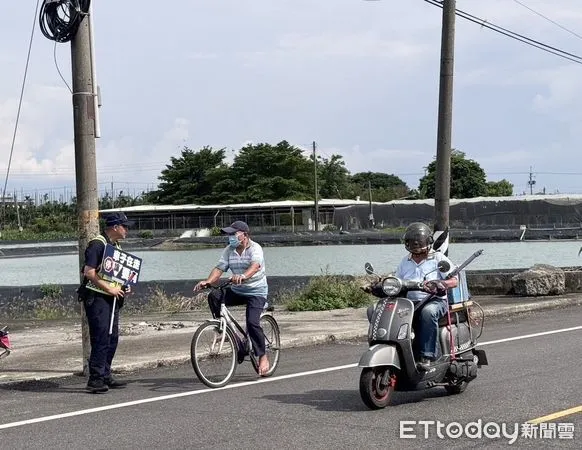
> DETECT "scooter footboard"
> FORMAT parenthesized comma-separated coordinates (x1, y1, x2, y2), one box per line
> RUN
(358, 344, 401, 370)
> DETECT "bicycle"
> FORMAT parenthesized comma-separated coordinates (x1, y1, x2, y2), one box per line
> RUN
(0, 326, 11, 359)
(190, 280, 281, 388)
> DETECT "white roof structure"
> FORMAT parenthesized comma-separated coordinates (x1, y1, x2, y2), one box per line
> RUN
(99, 193, 582, 214)
(99, 198, 381, 213)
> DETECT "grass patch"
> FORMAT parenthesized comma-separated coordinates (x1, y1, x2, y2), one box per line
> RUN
(33, 297, 77, 320)
(40, 284, 64, 299)
(123, 286, 208, 314)
(285, 274, 373, 311)
(0, 229, 76, 241)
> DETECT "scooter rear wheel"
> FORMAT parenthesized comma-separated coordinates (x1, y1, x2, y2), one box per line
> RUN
(359, 367, 396, 410)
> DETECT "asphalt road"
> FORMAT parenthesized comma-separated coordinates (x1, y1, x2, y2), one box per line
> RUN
(0, 307, 580, 449)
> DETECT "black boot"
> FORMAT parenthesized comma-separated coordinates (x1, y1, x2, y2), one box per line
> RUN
(104, 376, 127, 389)
(86, 378, 109, 394)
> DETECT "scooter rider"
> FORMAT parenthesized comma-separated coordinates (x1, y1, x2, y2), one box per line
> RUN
(395, 222, 458, 370)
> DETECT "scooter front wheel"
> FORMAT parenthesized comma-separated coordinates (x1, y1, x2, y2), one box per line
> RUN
(359, 367, 397, 410)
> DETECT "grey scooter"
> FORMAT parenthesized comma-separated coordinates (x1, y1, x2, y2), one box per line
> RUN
(358, 250, 488, 410)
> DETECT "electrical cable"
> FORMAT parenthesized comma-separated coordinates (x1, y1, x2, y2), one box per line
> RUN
(39, 0, 91, 43)
(510, 0, 582, 41)
(424, 0, 582, 65)
(1, 0, 42, 231)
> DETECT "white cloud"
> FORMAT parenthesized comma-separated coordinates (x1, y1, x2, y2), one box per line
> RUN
(276, 32, 427, 60)
(0, 84, 71, 183)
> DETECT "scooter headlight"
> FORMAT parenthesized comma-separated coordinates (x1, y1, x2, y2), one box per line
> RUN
(382, 277, 402, 296)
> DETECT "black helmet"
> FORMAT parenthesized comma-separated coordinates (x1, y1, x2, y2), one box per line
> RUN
(403, 222, 434, 254)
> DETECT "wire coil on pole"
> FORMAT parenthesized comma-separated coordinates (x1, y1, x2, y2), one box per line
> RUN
(39, 0, 91, 43)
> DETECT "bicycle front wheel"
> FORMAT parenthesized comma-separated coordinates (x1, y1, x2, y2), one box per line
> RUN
(191, 321, 238, 388)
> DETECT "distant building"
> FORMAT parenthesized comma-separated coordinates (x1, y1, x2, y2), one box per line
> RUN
(100, 193, 582, 233)
(99, 199, 379, 233)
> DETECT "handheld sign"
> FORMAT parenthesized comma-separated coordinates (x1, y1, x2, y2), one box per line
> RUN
(98, 244, 143, 286)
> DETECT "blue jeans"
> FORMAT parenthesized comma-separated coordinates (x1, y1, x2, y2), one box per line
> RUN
(417, 299, 448, 359)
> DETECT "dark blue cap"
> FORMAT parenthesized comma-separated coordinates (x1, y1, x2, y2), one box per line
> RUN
(104, 212, 135, 228)
(221, 220, 249, 234)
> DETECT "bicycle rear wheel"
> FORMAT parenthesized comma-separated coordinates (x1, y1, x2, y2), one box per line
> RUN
(250, 314, 281, 377)
(191, 321, 238, 388)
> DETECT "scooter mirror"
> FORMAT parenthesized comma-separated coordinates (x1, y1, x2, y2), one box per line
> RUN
(438, 261, 450, 272)
(364, 262, 375, 275)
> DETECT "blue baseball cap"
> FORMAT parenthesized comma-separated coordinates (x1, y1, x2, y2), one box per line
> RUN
(104, 212, 135, 228)
(221, 220, 249, 234)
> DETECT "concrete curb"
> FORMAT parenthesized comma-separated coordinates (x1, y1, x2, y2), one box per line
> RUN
(474, 297, 582, 318)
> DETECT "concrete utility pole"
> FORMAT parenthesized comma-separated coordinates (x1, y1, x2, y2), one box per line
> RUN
(367, 179, 374, 227)
(313, 141, 319, 231)
(71, 10, 100, 376)
(528, 166, 536, 195)
(433, 0, 456, 255)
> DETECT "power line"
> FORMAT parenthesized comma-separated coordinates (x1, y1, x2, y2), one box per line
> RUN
(2, 0, 41, 229)
(424, 0, 582, 65)
(510, 0, 582, 41)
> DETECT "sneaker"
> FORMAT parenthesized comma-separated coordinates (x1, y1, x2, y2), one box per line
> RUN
(86, 379, 109, 394)
(417, 357, 431, 371)
(104, 377, 127, 389)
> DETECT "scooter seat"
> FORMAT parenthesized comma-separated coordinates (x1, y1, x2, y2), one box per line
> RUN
(438, 309, 468, 327)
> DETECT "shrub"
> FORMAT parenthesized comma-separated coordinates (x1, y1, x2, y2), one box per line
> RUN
(40, 284, 63, 299)
(286, 275, 372, 311)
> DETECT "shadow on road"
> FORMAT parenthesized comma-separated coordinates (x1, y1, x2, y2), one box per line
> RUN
(0, 379, 86, 394)
(262, 387, 450, 411)
(262, 389, 369, 412)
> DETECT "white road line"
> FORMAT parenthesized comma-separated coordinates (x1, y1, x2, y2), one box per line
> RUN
(1, 325, 581, 431)
(479, 325, 582, 346)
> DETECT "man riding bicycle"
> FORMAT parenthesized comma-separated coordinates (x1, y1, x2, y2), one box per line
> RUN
(193, 220, 270, 376)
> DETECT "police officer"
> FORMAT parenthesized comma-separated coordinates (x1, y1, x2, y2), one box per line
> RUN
(79, 212, 134, 393)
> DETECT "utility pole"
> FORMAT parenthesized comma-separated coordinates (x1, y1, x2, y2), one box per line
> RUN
(368, 179, 374, 228)
(71, 8, 100, 376)
(528, 166, 536, 195)
(433, 0, 456, 256)
(313, 141, 319, 231)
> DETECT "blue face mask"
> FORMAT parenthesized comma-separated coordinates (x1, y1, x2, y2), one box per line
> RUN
(228, 235, 240, 248)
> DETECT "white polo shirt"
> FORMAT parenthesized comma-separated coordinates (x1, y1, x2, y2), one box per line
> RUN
(395, 251, 456, 302)
(216, 239, 268, 297)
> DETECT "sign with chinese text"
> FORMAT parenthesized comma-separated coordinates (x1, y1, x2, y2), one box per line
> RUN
(98, 244, 142, 286)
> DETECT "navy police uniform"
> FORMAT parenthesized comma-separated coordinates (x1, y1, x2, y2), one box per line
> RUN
(78, 213, 133, 392)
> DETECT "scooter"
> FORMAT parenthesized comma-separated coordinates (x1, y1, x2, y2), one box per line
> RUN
(0, 326, 11, 359)
(358, 250, 488, 409)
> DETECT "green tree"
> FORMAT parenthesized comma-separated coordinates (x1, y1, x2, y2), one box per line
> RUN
(350, 172, 410, 202)
(487, 179, 513, 197)
(217, 141, 313, 203)
(146, 146, 227, 204)
(418, 150, 488, 199)
(317, 154, 352, 199)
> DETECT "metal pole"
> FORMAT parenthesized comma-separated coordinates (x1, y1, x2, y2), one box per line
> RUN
(313, 141, 319, 231)
(368, 179, 374, 227)
(87, 2, 101, 138)
(434, 0, 456, 256)
(71, 13, 100, 376)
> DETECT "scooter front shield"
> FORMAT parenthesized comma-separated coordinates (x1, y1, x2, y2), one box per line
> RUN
(358, 344, 401, 370)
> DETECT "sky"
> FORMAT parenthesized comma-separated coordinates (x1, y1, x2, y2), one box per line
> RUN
(1, 0, 582, 203)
